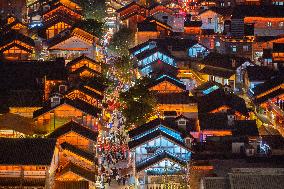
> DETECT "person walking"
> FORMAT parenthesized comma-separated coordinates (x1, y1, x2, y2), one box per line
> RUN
(116, 174, 120, 185)
(107, 176, 111, 186)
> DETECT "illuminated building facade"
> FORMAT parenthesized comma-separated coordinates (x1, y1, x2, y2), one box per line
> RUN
(130, 38, 209, 75)
(66, 55, 102, 78)
(251, 76, 284, 126)
(0, 138, 58, 189)
(128, 118, 192, 185)
(48, 121, 98, 186)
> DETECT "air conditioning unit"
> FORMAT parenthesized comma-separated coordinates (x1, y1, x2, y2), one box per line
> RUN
(50, 95, 61, 108)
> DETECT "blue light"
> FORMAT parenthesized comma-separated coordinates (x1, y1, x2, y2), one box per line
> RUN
(131, 125, 184, 143)
(137, 150, 186, 165)
(156, 75, 184, 84)
(138, 52, 176, 68)
(203, 85, 219, 95)
(29, 23, 43, 28)
(133, 45, 150, 56)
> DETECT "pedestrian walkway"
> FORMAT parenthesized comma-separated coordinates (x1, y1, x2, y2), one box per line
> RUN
(104, 180, 134, 189)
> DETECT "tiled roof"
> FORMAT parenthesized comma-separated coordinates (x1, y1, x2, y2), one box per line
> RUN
(60, 142, 96, 163)
(200, 53, 249, 70)
(128, 118, 189, 139)
(0, 58, 67, 91)
(70, 65, 102, 77)
(231, 5, 284, 19)
(246, 66, 277, 82)
(59, 162, 97, 182)
(199, 113, 229, 131)
(130, 37, 199, 54)
(229, 171, 284, 189)
(0, 30, 35, 48)
(252, 76, 284, 97)
(149, 74, 186, 91)
(199, 7, 233, 17)
(202, 177, 230, 189)
(66, 84, 104, 100)
(137, 21, 157, 31)
(199, 66, 235, 78)
(193, 81, 222, 91)
(273, 43, 284, 53)
(33, 98, 102, 118)
(232, 120, 259, 137)
(128, 129, 189, 150)
(0, 113, 37, 135)
(156, 92, 196, 104)
(255, 88, 284, 104)
(0, 138, 56, 165)
(47, 120, 98, 141)
(136, 150, 188, 173)
(198, 89, 248, 116)
(66, 55, 101, 68)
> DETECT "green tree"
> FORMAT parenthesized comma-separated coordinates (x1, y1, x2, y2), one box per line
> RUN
(75, 0, 106, 22)
(74, 19, 105, 39)
(110, 55, 136, 84)
(108, 27, 135, 56)
(119, 77, 157, 128)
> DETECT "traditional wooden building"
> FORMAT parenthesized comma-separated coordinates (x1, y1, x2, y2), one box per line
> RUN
(184, 20, 202, 35)
(0, 16, 28, 36)
(33, 98, 101, 133)
(147, 74, 198, 116)
(0, 138, 58, 189)
(0, 31, 35, 60)
(251, 76, 284, 124)
(42, 0, 83, 38)
(47, 27, 102, 61)
(196, 53, 253, 91)
(135, 17, 172, 45)
(117, 1, 178, 31)
(148, 74, 186, 93)
(66, 55, 102, 78)
(48, 121, 98, 179)
(130, 38, 209, 75)
(0, 113, 37, 138)
(0, 59, 67, 118)
(252, 36, 284, 63)
(117, 1, 148, 30)
(128, 118, 192, 186)
(65, 80, 105, 108)
(231, 6, 284, 37)
(198, 88, 249, 118)
(244, 65, 278, 94)
(196, 88, 249, 140)
(198, 7, 232, 34)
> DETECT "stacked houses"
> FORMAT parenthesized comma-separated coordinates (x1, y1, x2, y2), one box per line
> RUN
(0, 0, 284, 189)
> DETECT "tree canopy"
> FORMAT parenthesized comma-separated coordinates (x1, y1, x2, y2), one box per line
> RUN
(110, 55, 137, 84)
(74, 19, 105, 39)
(108, 27, 135, 56)
(119, 77, 157, 128)
(75, 0, 107, 22)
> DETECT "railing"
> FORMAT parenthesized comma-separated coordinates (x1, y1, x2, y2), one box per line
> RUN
(0, 170, 21, 177)
(140, 183, 182, 189)
(0, 170, 46, 178)
(24, 171, 46, 178)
